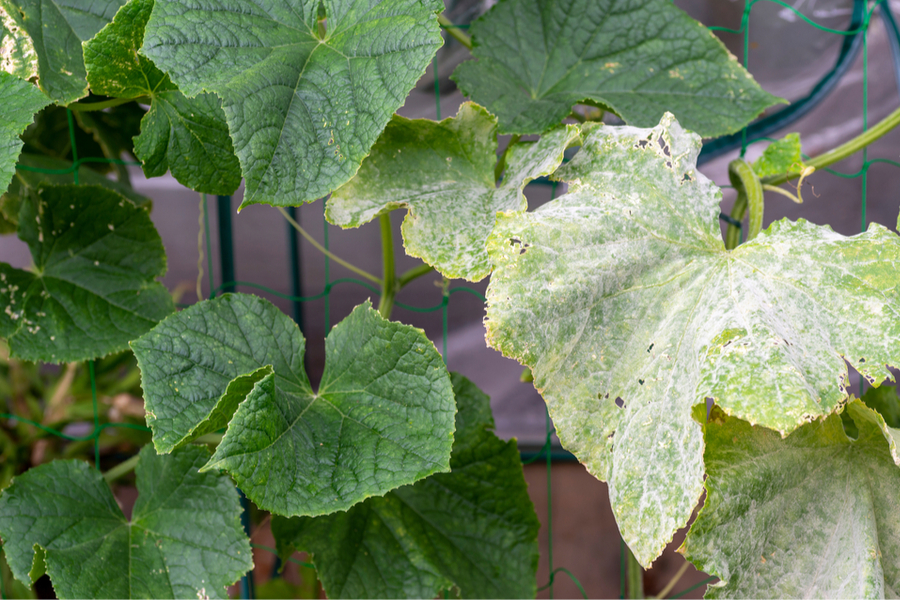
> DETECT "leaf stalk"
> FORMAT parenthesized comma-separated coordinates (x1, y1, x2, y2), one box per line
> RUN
(378, 214, 397, 318)
(102, 454, 140, 483)
(438, 14, 472, 49)
(762, 104, 900, 187)
(66, 96, 148, 112)
(277, 207, 381, 285)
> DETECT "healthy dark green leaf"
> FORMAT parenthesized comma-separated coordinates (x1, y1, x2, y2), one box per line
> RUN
(328, 102, 578, 281)
(484, 114, 900, 565)
(683, 401, 900, 598)
(0, 445, 252, 599)
(272, 373, 539, 599)
(752, 132, 806, 178)
(452, 0, 782, 136)
(0, 73, 51, 195)
(1, 153, 150, 233)
(83, 0, 241, 194)
(0, 184, 174, 362)
(141, 0, 445, 208)
(0, 0, 125, 103)
(131, 294, 455, 517)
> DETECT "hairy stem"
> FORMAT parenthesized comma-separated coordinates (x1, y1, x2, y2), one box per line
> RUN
(438, 14, 472, 49)
(727, 158, 763, 246)
(102, 454, 140, 483)
(655, 561, 690, 599)
(378, 214, 397, 319)
(398, 263, 434, 288)
(625, 546, 644, 599)
(66, 96, 148, 112)
(763, 104, 900, 187)
(277, 207, 381, 285)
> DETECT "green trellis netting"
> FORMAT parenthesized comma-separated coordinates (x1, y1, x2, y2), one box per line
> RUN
(2, 0, 900, 598)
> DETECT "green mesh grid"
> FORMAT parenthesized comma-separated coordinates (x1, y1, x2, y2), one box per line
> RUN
(2, 1, 899, 597)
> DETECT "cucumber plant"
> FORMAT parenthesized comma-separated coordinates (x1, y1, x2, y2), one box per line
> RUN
(0, 0, 898, 598)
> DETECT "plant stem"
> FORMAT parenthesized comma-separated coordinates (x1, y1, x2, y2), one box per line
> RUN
(625, 545, 644, 599)
(728, 158, 763, 244)
(762, 104, 900, 187)
(494, 134, 521, 183)
(398, 263, 434, 288)
(102, 454, 140, 483)
(438, 14, 472, 49)
(277, 207, 382, 285)
(66, 96, 148, 112)
(378, 214, 397, 318)
(655, 561, 690, 599)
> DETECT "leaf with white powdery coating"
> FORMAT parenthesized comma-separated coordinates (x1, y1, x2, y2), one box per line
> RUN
(0, 445, 252, 599)
(452, 0, 782, 137)
(131, 293, 455, 517)
(328, 102, 579, 281)
(0, 73, 51, 195)
(484, 114, 900, 565)
(0, 0, 125, 103)
(272, 373, 539, 599)
(141, 0, 444, 208)
(683, 401, 900, 598)
(0, 184, 173, 363)
(83, 0, 241, 195)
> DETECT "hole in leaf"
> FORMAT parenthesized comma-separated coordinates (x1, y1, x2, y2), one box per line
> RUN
(638, 379, 645, 385)
(656, 137, 672, 157)
(615, 397, 626, 408)
(636, 139, 650, 149)
(647, 343, 654, 353)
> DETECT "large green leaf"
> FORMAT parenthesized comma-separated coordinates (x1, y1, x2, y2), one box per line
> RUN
(1, 153, 150, 233)
(328, 103, 578, 281)
(0, 184, 174, 363)
(683, 401, 900, 598)
(83, 0, 241, 195)
(0, 445, 252, 599)
(131, 294, 455, 517)
(0, 0, 125, 103)
(452, 0, 782, 137)
(0, 73, 51, 195)
(272, 373, 539, 599)
(483, 114, 900, 565)
(141, 0, 444, 208)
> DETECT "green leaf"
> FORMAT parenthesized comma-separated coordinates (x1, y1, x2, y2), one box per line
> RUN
(83, 0, 241, 194)
(483, 114, 900, 566)
(141, 0, 445, 208)
(451, 0, 783, 137)
(10, 153, 151, 207)
(131, 294, 455, 517)
(0, 73, 51, 195)
(272, 373, 539, 599)
(0, 184, 174, 363)
(2, 152, 151, 232)
(0, 445, 252, 599)
(683, 401, 900, 598)
(0, 0, 125, 103)
(861, 385, 900, 429)
(328, 103, 579, 281)
(751, 132, 806, 178)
